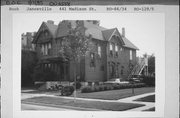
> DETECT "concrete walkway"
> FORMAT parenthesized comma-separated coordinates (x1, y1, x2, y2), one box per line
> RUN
(22, 92, 155, 111)
(118, 92, 155, 111)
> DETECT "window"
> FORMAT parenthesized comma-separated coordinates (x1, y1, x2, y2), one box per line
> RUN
(120, 47, 123, 51)
(115, 44, 118, 52)
(115, 44, 118, 57)
(116, 64, 119, 77)
(110, 43, 113, 50)
(48, 43, 51, 49)
(100, 65, 104, 71)
(98, 45, 101, 58)
(45, 31, 49, 37)
(109, 43, 113, 57)
(48, 63, 51, 68)
(121, 66, 124, 75)
(41, 42, 52, 55)
(41, 45, 44, 54)
(45, 44, 48, 55)
(130, 50, 132, 60)
(90, 52, 95, 67)
(109, 62, 116, 78)
(121, 69, 124, 75)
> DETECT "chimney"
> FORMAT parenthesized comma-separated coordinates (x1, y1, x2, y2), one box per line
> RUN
(122, 27, 125, 37)
(47, 20, 54, 24)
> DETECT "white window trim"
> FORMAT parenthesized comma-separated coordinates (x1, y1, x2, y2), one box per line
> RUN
(98, 45, 101, 57)
(109, 43, 113, 50)
(130, 50, 132, 60)
(115, 44, 118, 52)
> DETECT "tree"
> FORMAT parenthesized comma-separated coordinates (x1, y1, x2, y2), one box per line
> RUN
(58, 21, 91, 102)
(148, 54, 155, 76)
(21, 50, 37, 87)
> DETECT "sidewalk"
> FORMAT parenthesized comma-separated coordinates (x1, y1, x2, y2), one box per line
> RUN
(118, 92, 155, 111)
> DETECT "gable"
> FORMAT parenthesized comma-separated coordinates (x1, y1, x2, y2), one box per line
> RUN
(36, 29, 52, 43)
(33, 22, 54, 44)
(107, 28, 125, 45)
(45, 22, 58, 38)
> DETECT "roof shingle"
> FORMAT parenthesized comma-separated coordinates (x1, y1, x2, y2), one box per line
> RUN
(36, 20, 139, 50)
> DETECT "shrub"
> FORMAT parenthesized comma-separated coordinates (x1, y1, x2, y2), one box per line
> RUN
(113, 84, 120, 90)
(92, 86, 100, 92)
(21, 50, 37, 87)
(99, 85, 105, 91)
(103, 85, 108, 90)
(141, 76, 155, 86)
(73, 82, 82, 89)
(80, 83, 146, 93)
(81, 86, 92, 93)
(61, 86, 74, 96)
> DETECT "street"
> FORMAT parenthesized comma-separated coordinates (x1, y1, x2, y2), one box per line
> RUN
(22, 103, 75, 111)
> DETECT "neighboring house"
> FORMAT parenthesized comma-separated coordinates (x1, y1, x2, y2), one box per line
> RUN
(22, 32, 36, 51)
(32, 20, 139, 84)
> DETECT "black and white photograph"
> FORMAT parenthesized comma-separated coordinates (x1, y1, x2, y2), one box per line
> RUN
(1, 0, 179, 117)
(15, 13, 164, 112)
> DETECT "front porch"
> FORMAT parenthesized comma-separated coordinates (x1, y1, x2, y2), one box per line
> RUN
(38, 56, 70, 82)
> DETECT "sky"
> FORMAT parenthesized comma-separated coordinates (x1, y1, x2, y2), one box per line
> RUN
(14, 13, 164, 57)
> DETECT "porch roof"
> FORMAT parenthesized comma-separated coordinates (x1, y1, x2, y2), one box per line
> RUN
(38, 56, 69, 64)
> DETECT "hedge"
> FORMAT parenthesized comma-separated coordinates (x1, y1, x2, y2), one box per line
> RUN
(61, 86, 74, 96)
(81, 83, 146, 93)
(141, 76, 155, 86)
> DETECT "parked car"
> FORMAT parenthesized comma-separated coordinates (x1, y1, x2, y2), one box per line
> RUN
(104, 78, 129, 85)
(131, 75, 143, 83)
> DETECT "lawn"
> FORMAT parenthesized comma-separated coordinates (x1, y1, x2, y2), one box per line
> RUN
(134, 95, 155, 102)
(69, 87, 155, 100)
(22, 96, 144, 111)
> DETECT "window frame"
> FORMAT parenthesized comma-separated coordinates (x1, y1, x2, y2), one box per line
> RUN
(98, 45, 102, 58)
(130, 50, 133, 60)
(90, 52, 96, 67)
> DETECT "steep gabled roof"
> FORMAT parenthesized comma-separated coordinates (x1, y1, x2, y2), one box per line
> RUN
(44, 22, 58, 38)
(122, 37, 139, 50)
(34, 20, 139, 50)
(33, 21, 58, 43)
(102, 28, 116, 41)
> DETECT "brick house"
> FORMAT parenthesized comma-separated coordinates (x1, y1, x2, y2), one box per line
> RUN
(32, 20, 139, 84)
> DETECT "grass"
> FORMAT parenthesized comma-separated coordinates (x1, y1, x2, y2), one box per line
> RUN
(22, 96, 144, 111)
(70, 87, 155, 100)
(134, 95, 155, 102)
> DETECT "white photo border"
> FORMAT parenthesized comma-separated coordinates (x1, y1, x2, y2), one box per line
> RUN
(12, 12, 165, 118)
